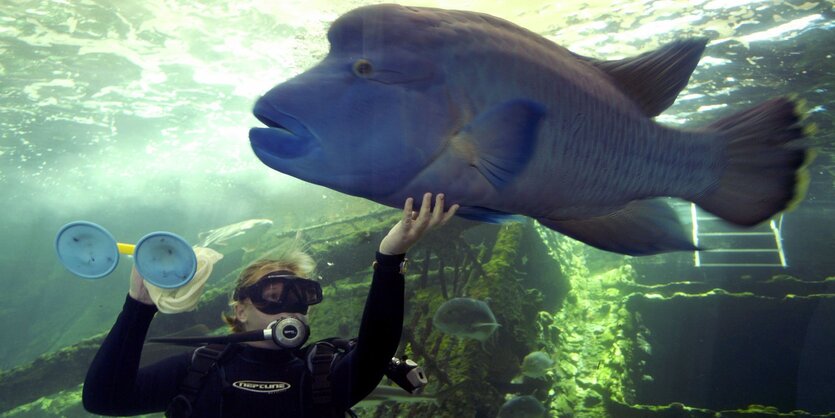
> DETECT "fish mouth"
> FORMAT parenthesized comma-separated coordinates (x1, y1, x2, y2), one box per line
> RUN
(249, 99, 317, 160)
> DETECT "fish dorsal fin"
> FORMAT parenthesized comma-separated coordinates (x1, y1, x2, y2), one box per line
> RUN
(574, 38, 708, 117)
(450, 99, 546, 189)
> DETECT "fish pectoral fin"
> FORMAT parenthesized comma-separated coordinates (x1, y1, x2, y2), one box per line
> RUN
(573, 38, 708, 117)
(452, 99, 546, 189)
(537, 199, 699, 256)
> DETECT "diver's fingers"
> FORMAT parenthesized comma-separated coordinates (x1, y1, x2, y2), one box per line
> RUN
(430, 193, 446, 225)
(417, 192, 432, 223)
(403, 197, 414, 222)
(440, 204, 460, 225)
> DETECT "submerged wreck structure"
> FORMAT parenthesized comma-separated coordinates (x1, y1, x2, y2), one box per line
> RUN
(1, 210, 834, 417)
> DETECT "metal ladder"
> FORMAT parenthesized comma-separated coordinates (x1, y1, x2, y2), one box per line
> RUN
(690, 203, 787, 268)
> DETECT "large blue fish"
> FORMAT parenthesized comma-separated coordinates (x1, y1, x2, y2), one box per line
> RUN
(249, 4, 812, 255)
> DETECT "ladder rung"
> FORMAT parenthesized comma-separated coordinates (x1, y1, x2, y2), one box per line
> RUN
(698, 232, 773, 236)
(698, 263, 786, 267)
(705, 249, 779, 253)
(691, 203, 787, 268)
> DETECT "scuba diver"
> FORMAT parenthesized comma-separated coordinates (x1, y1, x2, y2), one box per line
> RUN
(82, 193, 459, 418)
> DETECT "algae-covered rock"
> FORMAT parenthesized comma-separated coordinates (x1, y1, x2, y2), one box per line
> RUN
(380, 222, 563, 418)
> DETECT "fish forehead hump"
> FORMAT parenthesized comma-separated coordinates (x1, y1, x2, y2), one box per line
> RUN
(329, 4, 554, 51)
(328, 3, 645, 126)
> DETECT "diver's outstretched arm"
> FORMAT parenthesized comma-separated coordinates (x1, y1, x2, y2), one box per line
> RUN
(332, 193, 458, 407)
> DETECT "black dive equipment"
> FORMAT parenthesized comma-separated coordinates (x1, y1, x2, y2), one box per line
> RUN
(149, 314, 310, 349)
(386, 355, 428, 394)
(235, 272, 324, 314)
(151, 329, 429, 393)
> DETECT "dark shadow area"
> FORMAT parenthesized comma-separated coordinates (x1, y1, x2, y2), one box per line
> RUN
(627, 294, 835, 414)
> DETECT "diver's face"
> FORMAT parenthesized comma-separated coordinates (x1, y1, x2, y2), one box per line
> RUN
(236, 276, 289, 332)
(235, 301, 309, 351)
(232, 272, 321, 349)
(236, 279, 280, 331)
(260, 280, 284, 305)
(236, 273, 321, 315)
(235, 298, 308, 333)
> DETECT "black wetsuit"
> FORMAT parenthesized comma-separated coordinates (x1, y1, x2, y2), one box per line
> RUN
(83, 252, 405, 418)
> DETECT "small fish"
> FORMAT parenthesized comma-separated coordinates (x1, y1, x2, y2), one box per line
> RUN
(196, 219, 273, 251)
(496, 395, 546, 418)
(520, 350, 556, 379)
(249, 4, 812, 256)
(432, 298, 500, 342)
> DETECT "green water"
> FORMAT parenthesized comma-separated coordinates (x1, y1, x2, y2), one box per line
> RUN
(0, 1, 833, 417)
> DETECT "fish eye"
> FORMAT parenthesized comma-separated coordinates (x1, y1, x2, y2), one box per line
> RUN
(352, 59, 374, 78)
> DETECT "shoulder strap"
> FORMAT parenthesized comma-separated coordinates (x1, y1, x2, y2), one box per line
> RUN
(308, 341, 337, 405)
(305, 338, 357, 418)
(166, 343, 232, 418)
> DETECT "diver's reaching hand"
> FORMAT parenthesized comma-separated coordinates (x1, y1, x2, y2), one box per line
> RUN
(379, 193, 459, 255)
(129, 266, 155, 306)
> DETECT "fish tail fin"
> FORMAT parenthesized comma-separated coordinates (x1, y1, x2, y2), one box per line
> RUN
(694, 97, 815, 226)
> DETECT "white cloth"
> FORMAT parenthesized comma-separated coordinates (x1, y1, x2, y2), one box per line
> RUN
(145, 246, 224, 313)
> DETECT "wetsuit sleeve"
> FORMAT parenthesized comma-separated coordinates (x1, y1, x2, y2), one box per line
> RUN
(330, 251, 406, 408)
(82, 294, 190, 415)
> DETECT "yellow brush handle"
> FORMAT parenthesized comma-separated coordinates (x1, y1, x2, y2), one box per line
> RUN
(117, 243, 136, 255)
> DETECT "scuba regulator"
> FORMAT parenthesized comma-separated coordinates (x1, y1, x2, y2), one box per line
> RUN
(264, 315, 309, 349)
(148, 315, 310, 349)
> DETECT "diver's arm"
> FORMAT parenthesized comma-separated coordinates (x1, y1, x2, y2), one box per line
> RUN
(82, 295, 188, 415)
(331, 251, 406, 407)
(332, 193, 458, 407)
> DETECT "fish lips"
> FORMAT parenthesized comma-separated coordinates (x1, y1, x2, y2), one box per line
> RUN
(249, 100, 318, 160)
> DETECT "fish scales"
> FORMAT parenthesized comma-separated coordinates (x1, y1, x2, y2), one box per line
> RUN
(250, 4, 812, 255)
(385, 7, 717, 211)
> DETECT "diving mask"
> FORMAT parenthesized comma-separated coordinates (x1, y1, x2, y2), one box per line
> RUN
(235, 271, 323, 315)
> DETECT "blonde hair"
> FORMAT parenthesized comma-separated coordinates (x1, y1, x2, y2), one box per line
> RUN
(222, 244, 316, 332)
